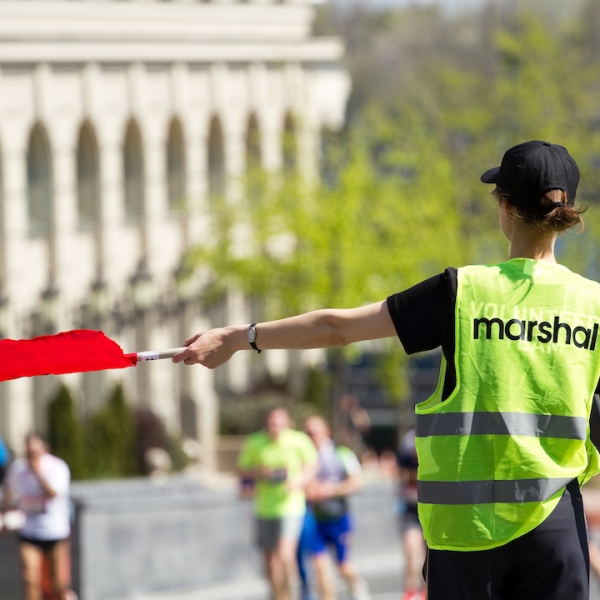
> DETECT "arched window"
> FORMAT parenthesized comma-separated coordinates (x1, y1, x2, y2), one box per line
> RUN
(246, 114, 262, 172)
(77, 123, 100, 228)
(27, 124, 52, 236)
(167, 119, 186, 213)
(208, 116, 225, 200)
(123, 121, 144, 221)
(282, 113, 297, 174)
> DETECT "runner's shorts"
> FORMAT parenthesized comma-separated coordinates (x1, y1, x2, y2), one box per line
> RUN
(18, 536, 68, 551)
(311, 513, 354, 564)
(397, 502, 422, 534)
(256, 514, 304, 550)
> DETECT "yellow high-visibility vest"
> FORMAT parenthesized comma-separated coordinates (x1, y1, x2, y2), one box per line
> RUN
(416, 258, 600, 551)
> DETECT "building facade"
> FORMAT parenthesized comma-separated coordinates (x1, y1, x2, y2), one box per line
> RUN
(0, 0, 350, 467)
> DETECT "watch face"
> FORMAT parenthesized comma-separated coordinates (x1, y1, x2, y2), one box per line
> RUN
(248, 327, 256, 343)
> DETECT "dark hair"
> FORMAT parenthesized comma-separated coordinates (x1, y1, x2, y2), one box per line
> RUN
(305, 414, 331, 432)
(493, 188, 586, 233)
(262, 405, 290, 424)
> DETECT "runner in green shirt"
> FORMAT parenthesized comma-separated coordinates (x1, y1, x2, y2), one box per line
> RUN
(238, 407, 317, 600)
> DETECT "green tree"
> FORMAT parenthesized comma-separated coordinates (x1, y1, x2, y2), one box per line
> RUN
(432, 12, 600, 269)
(346, 7, 600, 271)
(85, 383, 138, 479)
(47, 383, 87, 480)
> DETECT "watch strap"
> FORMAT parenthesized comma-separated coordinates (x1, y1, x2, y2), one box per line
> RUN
(248, 323, 262, 354)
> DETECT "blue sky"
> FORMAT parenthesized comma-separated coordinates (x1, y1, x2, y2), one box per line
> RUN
(332, 0, 487, 13)
(330, 0, 582, 20)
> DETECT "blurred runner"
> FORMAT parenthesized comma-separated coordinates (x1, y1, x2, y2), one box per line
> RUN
(2, 434, 72, 600)
(396, 429, 426, 600)
(302, 415, 371, 600)
(589, 540, 600, 583)
(238, 407, 317, 600)
(338, 395, 371, 457)
(0, 435, 10, 483)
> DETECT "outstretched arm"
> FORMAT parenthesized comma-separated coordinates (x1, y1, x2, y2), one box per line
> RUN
(172, 300, 396, 369)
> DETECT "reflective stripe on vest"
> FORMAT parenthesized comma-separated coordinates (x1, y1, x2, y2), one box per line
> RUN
(416, 412, 586, 440)
(418, 477, 573, 505)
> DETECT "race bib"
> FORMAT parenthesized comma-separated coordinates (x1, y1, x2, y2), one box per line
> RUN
(19, 494, 47, 515)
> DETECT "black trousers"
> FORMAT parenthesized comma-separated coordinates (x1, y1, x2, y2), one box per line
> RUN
(425, 480, 590, 600)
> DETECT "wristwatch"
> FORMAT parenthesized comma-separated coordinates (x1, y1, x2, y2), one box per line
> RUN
(248, 323, 261, 353)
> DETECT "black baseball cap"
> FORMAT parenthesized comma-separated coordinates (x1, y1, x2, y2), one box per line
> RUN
(480, 141, 580, 211)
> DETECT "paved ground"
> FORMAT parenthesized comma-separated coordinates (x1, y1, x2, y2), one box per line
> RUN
(137, 553, 405, 600)
(338, 571, 402, 600)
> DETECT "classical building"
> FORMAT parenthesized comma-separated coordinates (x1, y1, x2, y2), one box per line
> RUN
(0, 0, 349, 467)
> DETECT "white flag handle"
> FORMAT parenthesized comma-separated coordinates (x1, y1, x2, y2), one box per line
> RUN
(130, 348, 187, 362)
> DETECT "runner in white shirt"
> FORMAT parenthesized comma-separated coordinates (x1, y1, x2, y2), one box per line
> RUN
(2, 435, 72, 600)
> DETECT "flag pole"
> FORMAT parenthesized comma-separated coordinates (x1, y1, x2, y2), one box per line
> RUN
(126, 347, 187, 363)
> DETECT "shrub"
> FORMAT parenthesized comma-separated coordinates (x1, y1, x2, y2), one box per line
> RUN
(47, 383, 87, 479)
(48, 381, 191, 479)
(84, 383, 139, 479)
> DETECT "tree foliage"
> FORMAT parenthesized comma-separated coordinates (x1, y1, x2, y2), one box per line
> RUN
(197, 128, 467, 311)
(191, 0, 600, 411)
(317, 1, 600, 270)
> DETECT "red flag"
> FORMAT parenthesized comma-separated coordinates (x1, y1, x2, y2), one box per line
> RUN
(0, 330, 136, 382)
